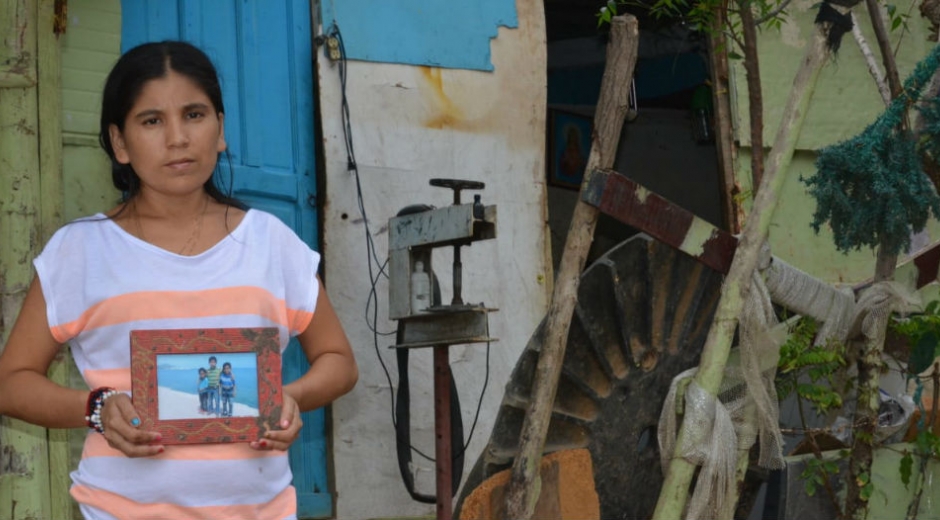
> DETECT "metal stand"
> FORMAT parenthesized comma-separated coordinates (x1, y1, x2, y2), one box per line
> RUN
(388, 178, 499, 520)
(433, 346, 453, 520)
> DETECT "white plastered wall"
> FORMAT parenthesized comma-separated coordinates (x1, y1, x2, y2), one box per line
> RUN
(316, 0, 551, 517)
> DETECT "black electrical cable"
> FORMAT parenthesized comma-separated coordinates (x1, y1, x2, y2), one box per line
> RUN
(327, 21, 489, 464)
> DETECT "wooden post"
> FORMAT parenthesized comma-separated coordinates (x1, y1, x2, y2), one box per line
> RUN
(36, 1, 68, 518)
(504, 14, 639, 519)
(652, 23, 832, 520)
(0, 1, 52, 518)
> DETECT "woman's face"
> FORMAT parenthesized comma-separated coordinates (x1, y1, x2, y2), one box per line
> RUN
(109, 70, 226, 199)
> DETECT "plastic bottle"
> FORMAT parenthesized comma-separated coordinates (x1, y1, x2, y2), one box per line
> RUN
(411, 260, 431, 314)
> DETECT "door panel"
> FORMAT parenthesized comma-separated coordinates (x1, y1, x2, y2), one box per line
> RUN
(120, 1, 328, 516)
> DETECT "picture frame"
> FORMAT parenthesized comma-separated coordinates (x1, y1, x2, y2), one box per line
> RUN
(547, 108, 594, 189)
(130, 327, 283, 445)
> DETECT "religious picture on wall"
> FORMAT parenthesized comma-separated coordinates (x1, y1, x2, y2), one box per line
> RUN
(548, 108, 593, 189)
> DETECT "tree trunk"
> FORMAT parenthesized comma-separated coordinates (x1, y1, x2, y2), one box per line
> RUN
(844, 4, 904, 518)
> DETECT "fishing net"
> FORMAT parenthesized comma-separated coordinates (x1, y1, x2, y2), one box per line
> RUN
(804, 44, 940, 256)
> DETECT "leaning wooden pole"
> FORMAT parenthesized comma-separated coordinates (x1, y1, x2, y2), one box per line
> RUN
(504, 14, 639, 519)
(652, 22, 833, 520)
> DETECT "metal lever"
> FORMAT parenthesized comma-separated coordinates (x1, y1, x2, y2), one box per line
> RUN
(430, 178, 485, 206)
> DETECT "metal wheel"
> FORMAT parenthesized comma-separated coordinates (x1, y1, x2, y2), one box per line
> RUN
(458, 234, 723, 519)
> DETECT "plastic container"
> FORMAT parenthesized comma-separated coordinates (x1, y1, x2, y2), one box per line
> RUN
(411, 260, 431, 314)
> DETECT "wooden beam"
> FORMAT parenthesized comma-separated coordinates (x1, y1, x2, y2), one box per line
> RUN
(581, 169, 738, 275)
(582, 166, 940, 295)
(37, 0, 68, 517)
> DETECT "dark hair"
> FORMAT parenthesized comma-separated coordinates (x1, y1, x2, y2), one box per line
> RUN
(209, 356, 217, 362)
(222, 362, 232, 369)
(99, 40, 244, 208)
(199, 368, 207, 374)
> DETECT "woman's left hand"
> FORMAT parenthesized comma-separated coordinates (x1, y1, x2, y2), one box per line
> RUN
(250, 393, 302, 451)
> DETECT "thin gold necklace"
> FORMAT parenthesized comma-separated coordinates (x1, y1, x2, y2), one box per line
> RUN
(133, 196, 209, 256)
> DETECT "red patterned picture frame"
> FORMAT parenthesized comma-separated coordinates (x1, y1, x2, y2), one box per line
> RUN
(131, 327, 283, 445)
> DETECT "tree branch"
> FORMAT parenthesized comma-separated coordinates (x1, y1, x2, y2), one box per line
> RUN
(739, 0, 766, 190)
(851, 12, 891, 106)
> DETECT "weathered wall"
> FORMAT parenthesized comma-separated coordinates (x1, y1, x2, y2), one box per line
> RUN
(317, 0, 551, 517)
(732, 2, 939, 284)
(61, 0, 120, 221)
(0, 0, 67, 518)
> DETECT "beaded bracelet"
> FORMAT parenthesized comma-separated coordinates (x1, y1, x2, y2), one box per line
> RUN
(85, 387, 118, 434)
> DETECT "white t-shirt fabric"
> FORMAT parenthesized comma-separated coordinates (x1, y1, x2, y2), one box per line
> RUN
(34, 208, 319, 520)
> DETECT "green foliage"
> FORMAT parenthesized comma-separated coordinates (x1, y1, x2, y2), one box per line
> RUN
(595, 0, 791, 36)
(777, 317, 849, 415)
(597, 0, 618, 27)
(889, 300, 940, 377)
(857, 471, 874, 502)
(801, 455, 843, 497)
(900, 450, 914, 486)
(885, 4, 911, 33)
(803, 45, 940, 255)
(899, 428, 940, 488)
(913, 428, 940, 455)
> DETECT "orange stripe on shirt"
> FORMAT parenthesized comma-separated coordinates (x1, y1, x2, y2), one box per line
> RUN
(82, 432, 286, 461)
(51, 286, 311, 341)
(71, 482, 296, 520)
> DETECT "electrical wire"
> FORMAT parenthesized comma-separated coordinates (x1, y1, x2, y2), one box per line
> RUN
(327, 22, 489, 465)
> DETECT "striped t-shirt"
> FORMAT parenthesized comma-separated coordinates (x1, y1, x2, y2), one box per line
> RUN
(34, 209, 319, 520)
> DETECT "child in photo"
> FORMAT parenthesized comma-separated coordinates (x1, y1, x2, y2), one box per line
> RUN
(219, 362, 237, 417)
(197, 368, 209, 414)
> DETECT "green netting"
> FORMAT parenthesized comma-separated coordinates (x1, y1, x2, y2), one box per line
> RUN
(804, 45, 940, 255)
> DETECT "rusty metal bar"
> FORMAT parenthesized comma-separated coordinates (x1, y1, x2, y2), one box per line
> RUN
(581, 168, 738, 274)
(434, 346, 453, 520)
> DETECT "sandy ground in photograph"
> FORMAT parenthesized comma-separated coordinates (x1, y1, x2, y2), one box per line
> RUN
(157, 386, 259, 420)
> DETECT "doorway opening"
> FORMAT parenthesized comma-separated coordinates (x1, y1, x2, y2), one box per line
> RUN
(543, 0, 726, 271)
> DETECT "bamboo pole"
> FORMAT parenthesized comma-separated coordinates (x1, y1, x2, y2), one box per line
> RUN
(652, 23, 832, 520)
(0, 1, 52, 518)
(503, 14, 639, 519)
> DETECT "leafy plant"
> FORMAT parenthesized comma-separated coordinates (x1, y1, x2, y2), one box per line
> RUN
(777, 317, 849, 416)
(801, 454, 843, 497)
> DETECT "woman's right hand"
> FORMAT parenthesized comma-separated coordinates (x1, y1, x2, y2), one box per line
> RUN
(100, 393, 164, 457)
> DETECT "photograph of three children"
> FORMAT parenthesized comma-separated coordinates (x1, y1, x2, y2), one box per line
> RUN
(155, 352, 260, 420)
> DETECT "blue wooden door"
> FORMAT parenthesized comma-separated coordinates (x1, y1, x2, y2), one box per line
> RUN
(120, 2, 330, 517)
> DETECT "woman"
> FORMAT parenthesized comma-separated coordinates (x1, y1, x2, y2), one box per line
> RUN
(0, 41, 358, 519)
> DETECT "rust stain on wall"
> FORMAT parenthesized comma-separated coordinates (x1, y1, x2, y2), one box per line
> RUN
(420, 66, 465, 129)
